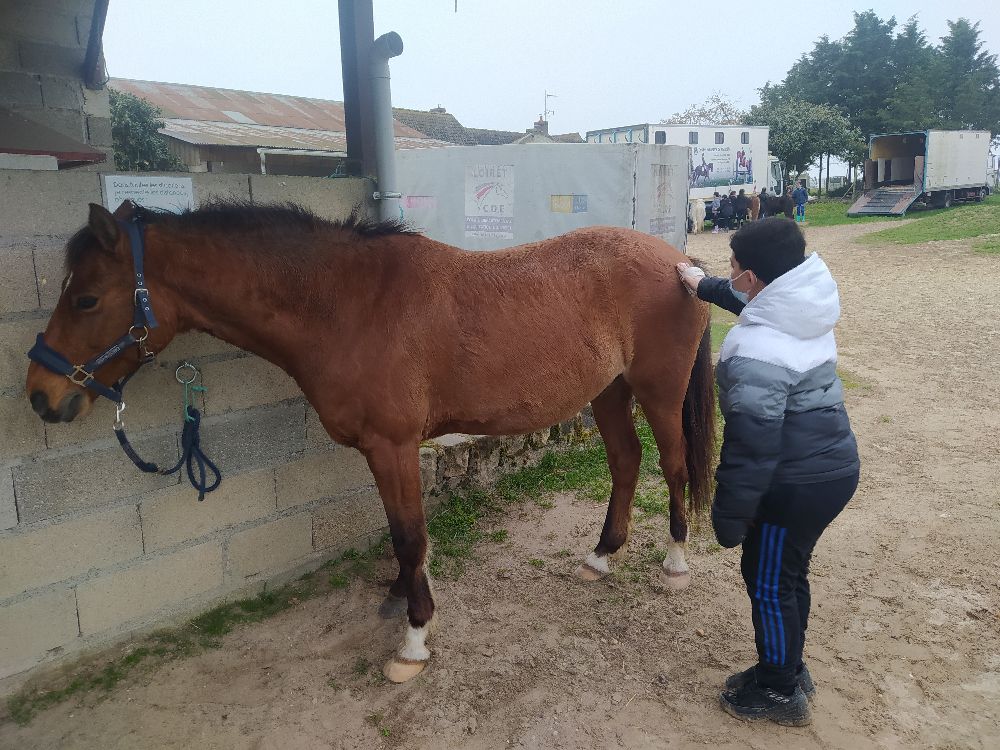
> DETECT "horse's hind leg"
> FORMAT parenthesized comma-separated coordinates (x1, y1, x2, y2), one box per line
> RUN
(631, 388, 693, 591)
(363, 437, 435, 683)
(577, 376, 642, 581)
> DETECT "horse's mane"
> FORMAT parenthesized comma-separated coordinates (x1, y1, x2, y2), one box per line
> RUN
(65, 200, 417, 270)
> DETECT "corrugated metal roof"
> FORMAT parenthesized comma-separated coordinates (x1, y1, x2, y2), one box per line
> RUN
(160, 119, 452, 151)
(109, 78, 427, 138)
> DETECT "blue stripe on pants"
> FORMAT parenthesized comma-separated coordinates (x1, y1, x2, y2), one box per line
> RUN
(754, 524, 775, 663)
(770, 527, 788, 664)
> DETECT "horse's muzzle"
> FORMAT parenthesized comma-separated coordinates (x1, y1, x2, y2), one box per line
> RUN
(30, 390, 84, 423)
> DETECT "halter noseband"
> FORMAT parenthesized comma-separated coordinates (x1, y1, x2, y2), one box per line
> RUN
(28, 216, 159, 405)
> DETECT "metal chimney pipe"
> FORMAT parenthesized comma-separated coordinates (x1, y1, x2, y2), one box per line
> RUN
(370, 32, 404, 222)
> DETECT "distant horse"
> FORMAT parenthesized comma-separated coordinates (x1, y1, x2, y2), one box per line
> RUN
(688, 198, 706, 233)
(26, 200, 716, 684)
(763, 193, 795, 219)
(691, 162, 713, 187)
(748, 194, 761, 221)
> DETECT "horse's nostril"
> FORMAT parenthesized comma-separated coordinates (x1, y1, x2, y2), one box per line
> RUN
(63, 392, 84, 421)
(30, 390, 49, 416)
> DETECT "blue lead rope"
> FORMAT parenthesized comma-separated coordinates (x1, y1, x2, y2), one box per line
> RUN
(113, 364, 222, 500)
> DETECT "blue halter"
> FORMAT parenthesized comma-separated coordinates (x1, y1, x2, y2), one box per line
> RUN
(28, 216, 158, 403)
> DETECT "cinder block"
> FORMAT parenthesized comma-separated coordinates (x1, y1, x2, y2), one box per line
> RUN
(200, 357, 301, 414)
(0, 70, 42, 107)
(158, 331, 240, 363)
(313, 487, 387, 551)
(40, 75, 81, 109)
(0, 466, 15, 531)
(227, 513, 312, 580)
(419, 446, 437, 494)
(0, 170, 101, 236)
(0, 394, 46, 460)
(0, 242, 38, 314)
(198, 402, 306, 476)
(141, 469, 275, 552)
(0, 505, 142, 600)
(249, 175, 369, 220)
(0, 7, 82, 46)
(81, 85, 110, 117)
(305, 406, 334, 448)
(15, 107, 86, 142)
(0, 318, 41, 395)
(76, 541, 223, 635)
(13, 434, 180, 524)
(0, 588, 79, 679)
(29, 237, 69, 310)
(43, 363, 201, 449)
(0, 33, 18, 69)
(16, 42, 81, 76)
(275, 448, 374, 509)
(188, 173, 251, 204)
(85, 115, 112, 147)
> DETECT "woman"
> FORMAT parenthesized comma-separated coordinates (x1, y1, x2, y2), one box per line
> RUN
(677, 218, 860, 726)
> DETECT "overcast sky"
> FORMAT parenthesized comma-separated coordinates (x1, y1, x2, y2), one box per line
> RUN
(104, 1, 999, 139)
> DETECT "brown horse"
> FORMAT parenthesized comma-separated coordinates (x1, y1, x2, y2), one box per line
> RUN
(25, 200, 716, 683)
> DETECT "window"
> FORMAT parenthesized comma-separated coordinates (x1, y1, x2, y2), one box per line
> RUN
(715, 132, 725, 144)
(688, 131, 698, 145)
(741, 131, 750, 144)
(654, 131, 666, 145)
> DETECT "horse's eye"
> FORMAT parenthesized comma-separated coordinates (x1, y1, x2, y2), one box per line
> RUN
(75, 296, 99, 311)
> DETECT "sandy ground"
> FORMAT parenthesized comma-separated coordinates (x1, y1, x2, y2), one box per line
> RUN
(3, 220, 999, 749)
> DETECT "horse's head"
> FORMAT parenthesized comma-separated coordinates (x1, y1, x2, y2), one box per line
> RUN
(26, 202, 176, 423)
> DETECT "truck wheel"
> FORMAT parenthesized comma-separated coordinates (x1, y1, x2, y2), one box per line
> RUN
(975, 188, 986, 202)
(937, 191, 952, 209)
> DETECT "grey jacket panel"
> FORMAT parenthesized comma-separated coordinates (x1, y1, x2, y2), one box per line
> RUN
(711, 355, 860, 548)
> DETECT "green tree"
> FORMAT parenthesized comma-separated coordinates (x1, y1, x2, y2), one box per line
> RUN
(883, 17, 940, 132)
(744, 95, 860, 181)
(109, 90, 186, 172)
(934, 19, 1000, 134)
(661, 91, 747, 125)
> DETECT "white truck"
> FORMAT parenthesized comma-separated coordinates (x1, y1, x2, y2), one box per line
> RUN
(585, 123, 784, 200)
(848, 129, 993, 216)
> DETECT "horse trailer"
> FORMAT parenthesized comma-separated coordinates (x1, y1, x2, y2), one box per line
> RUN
(585, 123, 783, 201)
(847, 130, 992, 216)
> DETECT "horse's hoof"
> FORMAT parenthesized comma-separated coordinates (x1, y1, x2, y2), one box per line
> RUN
(383, 657, 427, 683)
(575, 563, 606, 581)
(378, 594, 407, 619)
(659, 569, 691, 590)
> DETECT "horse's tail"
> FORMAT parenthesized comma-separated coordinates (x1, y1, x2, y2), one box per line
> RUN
(681, 307, 717, 516)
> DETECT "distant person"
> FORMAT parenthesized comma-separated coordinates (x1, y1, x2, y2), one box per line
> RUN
(735, 189, 749, 227)
(719, 193, 735, 232)
(792, 181, 809, 223)
(758, 187, 770, 219)
(711, 192, 723, 233)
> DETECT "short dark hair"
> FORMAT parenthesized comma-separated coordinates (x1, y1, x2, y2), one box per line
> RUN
(729, 217, 806, 283)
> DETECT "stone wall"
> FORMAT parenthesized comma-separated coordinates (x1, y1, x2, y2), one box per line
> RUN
(0, 0, 114, 166)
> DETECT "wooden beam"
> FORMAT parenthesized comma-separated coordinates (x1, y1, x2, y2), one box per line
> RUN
(338, 0, 377, 178)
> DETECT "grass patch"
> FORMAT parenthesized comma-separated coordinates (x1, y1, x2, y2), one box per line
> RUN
(857, 193, 1000, 245)
(798, 198, 907, 228)
(974, 235, 1000, 255)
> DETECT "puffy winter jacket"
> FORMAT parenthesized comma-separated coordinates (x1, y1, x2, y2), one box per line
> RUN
(697, 254, 860, 547)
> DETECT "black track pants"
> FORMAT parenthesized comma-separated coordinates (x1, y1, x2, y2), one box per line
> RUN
(739, 472, 860, 691)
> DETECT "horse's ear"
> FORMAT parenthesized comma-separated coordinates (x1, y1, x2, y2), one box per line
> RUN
(88, 203, 120, 252)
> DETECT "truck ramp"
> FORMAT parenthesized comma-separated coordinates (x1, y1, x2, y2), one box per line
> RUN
(847, 187, 921, 216)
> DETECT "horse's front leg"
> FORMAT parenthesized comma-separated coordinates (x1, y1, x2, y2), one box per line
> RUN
(364, 437, 435, 683)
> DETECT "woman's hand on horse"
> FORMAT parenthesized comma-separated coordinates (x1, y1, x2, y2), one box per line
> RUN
(677, 263, 705, 295)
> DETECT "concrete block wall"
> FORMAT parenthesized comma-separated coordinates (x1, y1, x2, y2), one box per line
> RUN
(0, 169, 379, 682)
(0, 167, 593, 689)
(0, 0, 114, 166)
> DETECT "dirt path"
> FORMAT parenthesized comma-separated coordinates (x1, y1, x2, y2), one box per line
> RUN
(3, 221, 999, 750)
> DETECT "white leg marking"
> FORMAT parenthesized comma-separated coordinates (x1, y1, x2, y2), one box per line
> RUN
(398, 623, 430, 662)
(662, 541, 689, 575)
(585, 551, 611, 574)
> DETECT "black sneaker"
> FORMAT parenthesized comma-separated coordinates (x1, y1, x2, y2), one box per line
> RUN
(719, 681, 812, 726)
(725, 664, 816, 700)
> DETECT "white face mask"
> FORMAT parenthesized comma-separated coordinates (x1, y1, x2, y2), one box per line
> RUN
(729, 270, 750, 304)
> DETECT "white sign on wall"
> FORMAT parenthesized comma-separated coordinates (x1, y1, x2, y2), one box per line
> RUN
(103, 175, 195, 213)
(464, 164, 514, 239)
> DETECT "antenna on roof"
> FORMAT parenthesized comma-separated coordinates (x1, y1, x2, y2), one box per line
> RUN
(543, 90, 556, 122)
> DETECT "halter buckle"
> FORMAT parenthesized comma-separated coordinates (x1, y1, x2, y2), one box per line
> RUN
(113, 401, 126, 431)
(69, 364, 94, 386)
